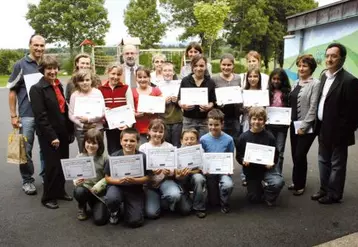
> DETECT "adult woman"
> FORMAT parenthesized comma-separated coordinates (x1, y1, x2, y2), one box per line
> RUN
(289, 54, 320, 196)
(150, 53, 166, 85)
(178, 54, 216, 137)
(212, 54, 242, 141)
(30, 55, 74, 209)
(240, 51, 269, 90)
(180, 42, 212, 78)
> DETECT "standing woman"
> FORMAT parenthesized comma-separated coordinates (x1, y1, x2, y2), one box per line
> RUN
(150, 54, 166, 86)
(30, 55, 74, 209)
(212, 54, 242, 141)
(266, 68, 291, 174)
(289, 54, 320, 196)
(240, 51, 269, 89)
(180, 42, 212, 78)
(178, 55, 216, 137)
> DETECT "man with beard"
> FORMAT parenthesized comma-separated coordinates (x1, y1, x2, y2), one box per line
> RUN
(120, 44, 140, 88)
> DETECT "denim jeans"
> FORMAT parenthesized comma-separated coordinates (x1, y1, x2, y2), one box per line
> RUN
(266, 125, 289, 174)
(145, 180, 191, 218)
(165, 123, 183, 147)
(19, 117, 45, 184)
(206, 174, 234, 207)
(183, 117, 208, 138)
(74, 127, 85, 154)
(223, 118, 241, 144)
(180, 173, 207, 211)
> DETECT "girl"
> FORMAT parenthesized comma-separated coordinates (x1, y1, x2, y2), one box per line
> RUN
(140, 119, 191, 219)
(212, 53, 243, 141)
(73, 128, 109, 225)
(99, 63, 134, 155)
(175, 128, 207, 218)
(132, 67, 162, 144)
(69, 69, 105, 153)
(180, 42, 212, 78)
(150, 53, 166, 85)
(240, 51, 269, 89)
(178, 55, 216, 137)
(266, 69, 291, 174)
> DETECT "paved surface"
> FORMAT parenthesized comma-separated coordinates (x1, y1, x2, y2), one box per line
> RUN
(0, 86, 358, 247)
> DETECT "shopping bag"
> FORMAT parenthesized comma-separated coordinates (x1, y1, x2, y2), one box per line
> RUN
(7, 129, 27, 164)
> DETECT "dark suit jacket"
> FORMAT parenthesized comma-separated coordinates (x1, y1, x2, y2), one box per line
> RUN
(30, 77, 74, 144)
(316, 69, 358, 146)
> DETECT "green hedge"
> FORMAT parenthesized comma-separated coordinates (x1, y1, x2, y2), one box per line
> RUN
(0, 50, 25, 75)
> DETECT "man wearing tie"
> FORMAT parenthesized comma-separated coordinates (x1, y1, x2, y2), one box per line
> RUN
(312, 43, 358, 204)
(121, 44, 140, 88)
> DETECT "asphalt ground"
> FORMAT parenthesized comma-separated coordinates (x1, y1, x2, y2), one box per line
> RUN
(0, 86, 358, 247)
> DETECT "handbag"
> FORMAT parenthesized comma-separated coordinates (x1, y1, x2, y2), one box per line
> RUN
(7, 129, 27, 165)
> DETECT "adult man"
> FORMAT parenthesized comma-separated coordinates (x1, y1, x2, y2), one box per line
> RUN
(8, 34, 46, 195)
(312, 43, 358, 204)
(120, 44, 139, 88)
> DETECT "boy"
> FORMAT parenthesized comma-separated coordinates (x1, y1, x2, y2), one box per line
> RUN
(200, 109, 234, 213)
(158, 62, 183, 147)
(236, 107, 284, 206)
(104, 128, 151, 228)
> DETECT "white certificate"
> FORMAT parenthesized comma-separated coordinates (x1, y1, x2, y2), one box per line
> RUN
(158, 80, 181, 97)
(293, 121, 313, 134)
(266, 107, 292, 125)
(74, 97, 104, 118)
(146, 147, 177, 170)
(137, 95, 166, 113)
(177, 144, 203, 169)
(215, 86, 243, 105)
(243, 90, 270, 107)
(244, 142, 275, 166)
(61, 157, 96, 180)
(180, 88, 208, 105)
(105, 105, 136, 130)
(24, 73, 43, 101)
(109, 154, 144, 179)
(203, 153, 234, 174)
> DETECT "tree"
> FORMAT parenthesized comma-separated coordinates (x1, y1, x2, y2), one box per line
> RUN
(26, 0, 110, 57)
(193, 0, 231, 61)
(124, 0, 166, 48)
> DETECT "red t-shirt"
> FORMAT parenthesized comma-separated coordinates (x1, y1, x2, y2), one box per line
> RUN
(53, 79, 65, 113)
(132, 87, 162, 134)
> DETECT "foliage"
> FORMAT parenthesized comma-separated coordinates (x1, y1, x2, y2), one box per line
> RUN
(26, 0, 110, 55)
(193, 0, 231, 61)
(211, 60, 246, 74)
(0, 50, 25, 75)
(124, 0, 167, 48)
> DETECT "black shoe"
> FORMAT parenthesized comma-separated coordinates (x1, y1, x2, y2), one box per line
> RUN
(288, 184, 295, 190)
(221, 206, 230, 214)
(43, 200, 59, 209)
(311, 191, 326, 201)
(195, 211, 207, 218)
(59, 193, 73, 201)
(293, 188, 305, 196)
(318, 196, 341, 204)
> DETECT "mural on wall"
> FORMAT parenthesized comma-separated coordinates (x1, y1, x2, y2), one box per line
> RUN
(284, 18, 358, 82)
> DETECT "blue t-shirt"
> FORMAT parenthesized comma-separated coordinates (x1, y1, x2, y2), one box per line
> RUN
(8, 55, 40, 117)
(200, 132, 235, 153)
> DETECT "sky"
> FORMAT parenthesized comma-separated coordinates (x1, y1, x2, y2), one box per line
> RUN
(0, 0, 339, 49)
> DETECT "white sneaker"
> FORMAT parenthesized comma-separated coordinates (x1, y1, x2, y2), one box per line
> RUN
(109, 211, 119, 225)
(22, 182, 37, 195)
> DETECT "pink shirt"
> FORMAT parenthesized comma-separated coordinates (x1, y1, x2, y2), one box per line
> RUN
(271, 90, 284, 107)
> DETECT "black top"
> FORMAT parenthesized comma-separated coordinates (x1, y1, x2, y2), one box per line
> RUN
(290, 85, 301, 121)
(236, 129, 278, 179)
(104, 150, 151, 192)
(178, 74, 216, 119)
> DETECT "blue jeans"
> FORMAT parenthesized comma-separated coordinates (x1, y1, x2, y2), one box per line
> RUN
(19, 117, 45, 184)
(266, 125, 289, 174)
(165, 123, 183, 147)
(146, 180, 191, 218)
(206, 174, 233, 207)
(223, 118, 241, 144)
(180, 173, 207, 211)
(183, 117, 208, 138)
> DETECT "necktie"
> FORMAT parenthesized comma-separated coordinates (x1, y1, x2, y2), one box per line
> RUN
(130, 67, 136, 88)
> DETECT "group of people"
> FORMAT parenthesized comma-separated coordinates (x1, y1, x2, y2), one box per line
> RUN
(7, 34, 358, 228)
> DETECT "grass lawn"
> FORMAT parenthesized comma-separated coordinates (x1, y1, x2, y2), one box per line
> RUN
(0, 75, 9, 87)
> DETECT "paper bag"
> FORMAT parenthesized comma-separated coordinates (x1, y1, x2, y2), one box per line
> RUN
(7, 129, 27, 165)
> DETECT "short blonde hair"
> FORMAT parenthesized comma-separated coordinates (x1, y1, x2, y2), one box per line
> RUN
(248, 107, 267, 122)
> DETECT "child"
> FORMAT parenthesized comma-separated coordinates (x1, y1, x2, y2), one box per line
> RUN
(150, 53, 166, 85)
(73, 128, 109, 225)
(99, 63, 134, 155)
(132, 67, 162, 144)
(175, 128, 207, 218)
(139, 119, 190, 219)
(104, 128, 151, 228)
(68, 69, 105, 153)
(180, 42, 212, 78)
(236, 107, 284, 206)
(200, 109, 234, 213)
(239, 51, 269, 89)
(159, 62, 183, 147)
(266, 69, 291, 174)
